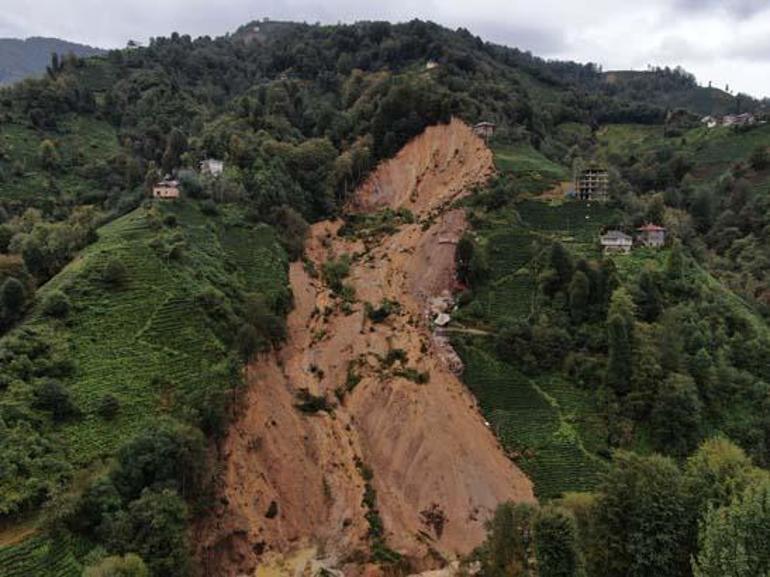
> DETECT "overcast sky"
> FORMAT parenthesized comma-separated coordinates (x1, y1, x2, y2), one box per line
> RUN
(3, 0, 770, 98)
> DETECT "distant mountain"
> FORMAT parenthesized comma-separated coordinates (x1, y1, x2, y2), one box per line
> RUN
(0, 36, 104, 85)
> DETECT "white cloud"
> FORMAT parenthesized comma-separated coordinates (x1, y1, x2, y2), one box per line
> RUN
(2, 0, 770, 97)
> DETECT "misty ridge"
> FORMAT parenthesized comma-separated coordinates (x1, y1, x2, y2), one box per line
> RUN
(0, 36, 104, 85)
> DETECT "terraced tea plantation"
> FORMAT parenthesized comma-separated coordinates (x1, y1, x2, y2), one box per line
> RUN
(456, 198, 616, 497)
(0, 535, 81, 577)
(492, 144, 570, 193)
(457, 342, 605, 499)
(516, 199, 619, 250)
(596, 121, 770, 180)
(0, 199, 288, 572)
(34, 202, 287, 465)
(468, 199, 619, 324)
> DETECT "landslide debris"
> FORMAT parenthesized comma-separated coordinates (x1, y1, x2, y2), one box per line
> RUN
(197, 118, 534, 576)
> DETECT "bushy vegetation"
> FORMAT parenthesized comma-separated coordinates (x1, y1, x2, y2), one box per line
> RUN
(474, 439, 770, 577)
(0, 200, 287, 573)
(457, 195, 770, 494)
(456, 67, 770, 574)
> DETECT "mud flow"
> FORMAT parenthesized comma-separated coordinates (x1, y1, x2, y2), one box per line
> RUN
(197, 119, 534, 577)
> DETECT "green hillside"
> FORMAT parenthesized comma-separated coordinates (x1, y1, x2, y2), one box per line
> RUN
(1, 16, 770, 577)
(0, 199, 288, 574)
(0, 114, 122, 205)
(455, 198, 618, 498)
(603, 69, 742, 116)
(455, 170, 770, 505)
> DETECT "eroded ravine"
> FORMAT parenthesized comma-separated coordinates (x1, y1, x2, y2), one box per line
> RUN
(197, 119, 534, 576)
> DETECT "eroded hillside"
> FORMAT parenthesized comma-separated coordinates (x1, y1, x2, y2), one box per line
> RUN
(197, 119, 534, 576)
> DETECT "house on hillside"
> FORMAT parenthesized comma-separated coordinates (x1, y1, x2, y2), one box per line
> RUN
(700, 115, 718, 129)
(575, 166, 609, 201)
(425, 60, 439, 70)
(637, 223, 666, 248)
(722, 113, 756, 127)
(600, 230, 632, 254)
(473, 121, 496, 140)
(200, 158, 224, 177)
(153, 179, 180, 199)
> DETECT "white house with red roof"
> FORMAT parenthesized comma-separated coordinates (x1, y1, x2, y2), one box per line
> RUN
(637, 223, 666, 248)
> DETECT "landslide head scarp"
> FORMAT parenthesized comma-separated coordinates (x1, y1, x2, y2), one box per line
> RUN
(351, 118, 495, 216)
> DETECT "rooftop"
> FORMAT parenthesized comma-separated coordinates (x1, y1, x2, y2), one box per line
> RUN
(601, 230, 632, 241)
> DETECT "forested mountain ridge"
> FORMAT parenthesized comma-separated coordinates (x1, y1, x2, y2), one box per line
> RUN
(0, 37, 104, 86)
(1, 17, 770, 577)
(602, 68, 753, 117)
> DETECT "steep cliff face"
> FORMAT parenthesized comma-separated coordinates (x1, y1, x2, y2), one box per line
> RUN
(197, 119, 534, 576)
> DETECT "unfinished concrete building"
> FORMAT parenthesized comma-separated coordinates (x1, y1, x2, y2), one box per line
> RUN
(575, 166, 609, 201)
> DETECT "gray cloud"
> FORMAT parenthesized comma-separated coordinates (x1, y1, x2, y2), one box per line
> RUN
(653, 34, 715, 63)
(672, 0, 770, 19)
(726, 35, 770, 61)
(465, 21, 568, 56)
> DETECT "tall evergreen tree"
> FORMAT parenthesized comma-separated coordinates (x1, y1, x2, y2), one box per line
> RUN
(651, 373, 703, 457)
(482, 502, 537, 577)
(635, 268, 663, 322)
(569, 270, 590, 324)
(693, 479, 770, 577)
(596, 452, 690, 577)
(534, 506, 584, 577)
(606, 288, 636, 396)
(0, 276, 27, 325)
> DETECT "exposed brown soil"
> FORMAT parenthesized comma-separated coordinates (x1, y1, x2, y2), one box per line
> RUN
(537, 180, 573, 201)
(196, 118, 534, 576)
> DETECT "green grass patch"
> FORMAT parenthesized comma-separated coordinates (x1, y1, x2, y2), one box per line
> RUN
(0, 114, 120, 204)
(492, 144, 569, 192)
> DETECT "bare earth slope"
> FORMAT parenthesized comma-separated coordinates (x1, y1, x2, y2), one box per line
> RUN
(197, 118, 534, 576)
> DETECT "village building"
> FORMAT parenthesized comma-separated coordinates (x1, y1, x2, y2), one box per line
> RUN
(701, 115, 718, 129)
(425, 60, 439, 70)
(722, 113, 756, 127)
(600, 230, 633, 254)
(472, 121, 496, 140)
(152, 179, 180, 199)
(200, 158, 224, 177)
(575, 166, 609, 201)
(434, 313, 451, 327)
(637, 223, 666, 248)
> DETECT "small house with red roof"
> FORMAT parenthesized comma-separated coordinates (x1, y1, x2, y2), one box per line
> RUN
(637, 223, 666, 248)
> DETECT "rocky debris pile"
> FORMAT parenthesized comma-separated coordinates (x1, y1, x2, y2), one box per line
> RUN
(431, 333, 464, 375)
